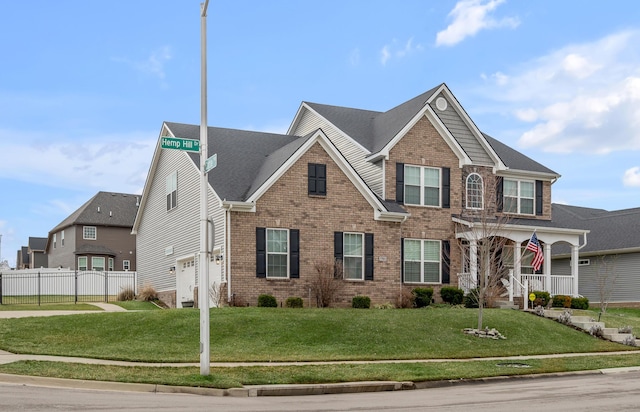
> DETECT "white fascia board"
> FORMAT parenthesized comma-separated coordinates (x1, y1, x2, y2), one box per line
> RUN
(429, 85, 506, 171)
(286, 102, 307, 135)
(220, 200, 255, 212)
(498, 169, 561, 181)
(132, 122, 172, 234)
(246, 130, 390, 217)
(375, 210, 409, 223)
(553, 247, 640, 259)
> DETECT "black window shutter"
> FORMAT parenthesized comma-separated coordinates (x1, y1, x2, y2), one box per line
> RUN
(364, 233, 374, 281)
(396, 163, 404, 203)
(442, 167, 450, 209)
(308, 164, 316, 195)
(442, 240, 450, 284)
(290, 229, 300, 278)
(496, 177, 504, 212)
(256, 228, 266, 278)
(334, 232, 343, 262)
(535, 180, 543, 216)
(317, 164, 326, 195)
(400, 238, 405, 283)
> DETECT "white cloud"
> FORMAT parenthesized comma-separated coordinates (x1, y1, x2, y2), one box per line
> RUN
(349, 48, 361, 66)
(436, 0, 519, 47)
(113, 45, 173, 84)
(623, 166, 640, 187)
(481, 30, 640, 154)
(0, 129, 155, 194)
(380, 38, 424, 65)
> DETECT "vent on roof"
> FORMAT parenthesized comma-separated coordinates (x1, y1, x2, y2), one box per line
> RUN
(97, 206, 101, 213)
(109, 211, 113, 217)
(136, 196, 140, 207)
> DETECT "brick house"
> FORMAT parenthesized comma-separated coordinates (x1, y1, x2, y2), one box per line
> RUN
(133, 84, 588, 308)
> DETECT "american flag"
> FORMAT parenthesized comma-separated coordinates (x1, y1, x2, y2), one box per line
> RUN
(526, 232, 544, 272)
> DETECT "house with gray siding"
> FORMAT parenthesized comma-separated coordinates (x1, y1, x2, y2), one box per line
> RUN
(134, 83, 589, 308)
(46, 192, 138, 272)
(551, 204, 640, 305)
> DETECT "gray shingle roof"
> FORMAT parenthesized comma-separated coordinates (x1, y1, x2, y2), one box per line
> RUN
(50, 192, 140, 233)
(165, 122, 308, 202)
(28, 237, 47, 251)
(551, 204, 640, 255)
(483, 133, 558, 176)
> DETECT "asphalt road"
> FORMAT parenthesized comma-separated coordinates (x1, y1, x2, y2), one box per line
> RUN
(1, 370, 640, 412)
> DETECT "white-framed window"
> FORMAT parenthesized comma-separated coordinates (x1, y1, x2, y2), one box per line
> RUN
(404, 165, 441, 207)
(53, 233, 57, 249)
(503, 179, 534, 215)
(466, 173, 484, 209)
(78, 256, 87, 271)
(123, 260, 131, 271)
(92, 257, 105, 271)
(83, 226, 97, 240)
(267, 228, 288, 278)
(403, 239, 441, 283)
(166, 171, 177, 211)
(343, 232, 364, 280)
(61, 230, 65, 247)
(578, 259, 590, 266)
(108, 258, 114, 271)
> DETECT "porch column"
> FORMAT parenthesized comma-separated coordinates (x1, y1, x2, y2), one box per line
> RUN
(571, 244, 579, 297)
(544, 242, 551, 294)
(513, 242, 522, 296)
(470, 239, 478, 288)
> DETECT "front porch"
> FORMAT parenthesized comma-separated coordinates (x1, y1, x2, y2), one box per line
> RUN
(454, 217, 589, 301)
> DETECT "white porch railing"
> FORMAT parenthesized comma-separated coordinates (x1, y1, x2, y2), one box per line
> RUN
(458, 272, 575, 300)
(457, 273, 477, 295)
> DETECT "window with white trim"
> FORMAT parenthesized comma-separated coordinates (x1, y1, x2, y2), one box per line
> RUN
(108, 258, 114, 271)
(578, 259, 590, 266)
(53, 233, 57, 249)
(92, 257, 105, 271)
(61, 230, 65, 246)
(343, 233, 364, 280)
(78, 256, 87, 271)
(466, 173, 484, 209)
(83, 226, 97, 240)
(503, 179, 534, 215)
(267, 228, 288, 278)
(123, 260, 131, 271)
(404, 165, 441, 207)
(403, 239, 441, 283)
(166, 171, 177, 211)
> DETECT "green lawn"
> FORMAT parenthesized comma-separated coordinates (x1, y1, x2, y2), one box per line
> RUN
(0, 306, 638, 389)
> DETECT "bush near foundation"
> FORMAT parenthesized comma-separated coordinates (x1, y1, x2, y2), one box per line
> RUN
(440, 287, 464, 305)
(412, 288, 433, 308)
(257, 294, 277, 307)
(285, 297, 304, 308)
(352, 296, 371, 309)
(571, 297, 589, 310)
(552, 295, 572, 308)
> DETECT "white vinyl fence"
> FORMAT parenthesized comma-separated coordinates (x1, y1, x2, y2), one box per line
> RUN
(0, 269, 137, 305)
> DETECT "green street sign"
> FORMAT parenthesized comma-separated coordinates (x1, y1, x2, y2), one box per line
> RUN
(161, 136, 200, 152)
(205, 153, 217, 173)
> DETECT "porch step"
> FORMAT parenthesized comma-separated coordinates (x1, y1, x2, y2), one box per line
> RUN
(570, 316, 605, 331)
(602, 328, 637, 344)
(493, 300, 519, 310)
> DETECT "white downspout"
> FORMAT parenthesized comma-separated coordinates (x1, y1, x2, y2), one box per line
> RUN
(226, 205, 232, 304)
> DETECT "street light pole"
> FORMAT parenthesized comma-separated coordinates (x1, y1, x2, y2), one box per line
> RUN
(199, 0, 210, 376)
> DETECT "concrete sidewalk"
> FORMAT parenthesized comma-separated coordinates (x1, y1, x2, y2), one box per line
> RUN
(0, 303, 127, 319)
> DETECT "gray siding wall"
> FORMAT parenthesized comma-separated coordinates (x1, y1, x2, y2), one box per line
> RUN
(430, 94, 493, 166)
(553, 253, 640, 303)
(136, 135, 226, 294)
(48, 229, 77, 269)
(291, 108, 383, 196)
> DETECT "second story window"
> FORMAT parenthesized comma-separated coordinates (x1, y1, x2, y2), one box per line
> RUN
(405, 165, 440, 206)
(61, 230, 65, 246)
(166, 171, 177, 211)
(83, 226, 97, 240)
(466, 173, 484, 209)
(503, 179, 534, 215)
(53, 233, 57, 249)
(123, 260, 131, 271)
(308, 163, 326, 196)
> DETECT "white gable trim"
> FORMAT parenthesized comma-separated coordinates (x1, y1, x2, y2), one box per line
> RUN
(245, 129, 406, 222)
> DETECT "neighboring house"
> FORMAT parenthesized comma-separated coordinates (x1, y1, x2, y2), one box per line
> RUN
(46, 192, 139, 271)
(15, 246, 30, 269)
(133, 83, 588, 308)
(551, 204, 640, 305)
(27, 237, 48, 268)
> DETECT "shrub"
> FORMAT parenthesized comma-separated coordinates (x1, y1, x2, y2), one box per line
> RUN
(412, 288, 433, 308)
(619, 326, 633, 334)
(533, 305, 546, 316)
(138, 284, 158, 302)
(557, 309, 573, 325)
(257, 294, 277, 307)
(395, 289, 415, 308)
(352, 295, 371, 309)
(571, 297, 589, 310)
(532, 291, 550, 307)
(623, 335, 638, 347)
(464, 288, 480, 308)
(589, 324, 604, 338)
(440, 286, 464, 305)
(310, 260, 342, 308)
(552, 295, 572, 308)
(374, 302, 395, 309)
(285, 297, 304, 308)
(117, 286, 136, 301)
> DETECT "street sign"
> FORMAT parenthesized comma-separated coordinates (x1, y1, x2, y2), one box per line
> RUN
(204, 153, 217, 173)
(161, 136, 200, 152)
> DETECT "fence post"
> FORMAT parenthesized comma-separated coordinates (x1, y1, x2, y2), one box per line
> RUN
(37, 271, 41, 306)
(0, 273, 3, 305)
(104, 271, 108, 302)
(75, 270, 78, 304)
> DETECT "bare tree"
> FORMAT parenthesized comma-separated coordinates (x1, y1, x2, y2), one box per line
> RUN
(594, 254, 618, 314)
(309, 259, 343, 308)
(208, 282, 223, 308)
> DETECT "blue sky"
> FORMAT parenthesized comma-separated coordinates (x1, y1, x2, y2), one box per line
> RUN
(1, 0, 640, 267)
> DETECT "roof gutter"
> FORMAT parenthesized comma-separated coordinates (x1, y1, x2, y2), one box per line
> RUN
(220, 200, 255, 213)
(375, 210, 409, 223)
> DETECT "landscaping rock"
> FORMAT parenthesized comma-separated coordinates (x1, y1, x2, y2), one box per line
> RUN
(463, 327, 507, 339)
